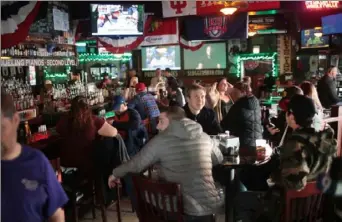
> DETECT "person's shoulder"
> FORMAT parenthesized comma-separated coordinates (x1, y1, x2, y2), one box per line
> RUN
(21, 146, 48, 164)
(201, 106, 216, 117)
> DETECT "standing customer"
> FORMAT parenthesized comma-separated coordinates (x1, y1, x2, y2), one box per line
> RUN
(1, 90, 68, 222)
(317, 66, 340, 108)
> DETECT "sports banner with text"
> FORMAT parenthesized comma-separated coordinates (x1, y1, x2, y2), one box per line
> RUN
(162, 1, 280, 18)
(182, 13, 247, 41)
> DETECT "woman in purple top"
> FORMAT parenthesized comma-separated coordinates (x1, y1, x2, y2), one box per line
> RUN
(1, 91, 68, 222)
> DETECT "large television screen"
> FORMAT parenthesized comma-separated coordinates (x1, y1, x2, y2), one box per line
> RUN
(141, 46, 181, 71)
(90, 4, 144, 36)
(301, 28, 329, 49)
(183, 42, 227, 69)
(322, 13, 342, 35)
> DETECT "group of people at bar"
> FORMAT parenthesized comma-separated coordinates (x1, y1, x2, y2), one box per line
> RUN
(2, 65, 341, 222)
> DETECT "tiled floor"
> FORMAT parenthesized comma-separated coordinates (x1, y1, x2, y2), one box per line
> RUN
(80, 199, 225, 222)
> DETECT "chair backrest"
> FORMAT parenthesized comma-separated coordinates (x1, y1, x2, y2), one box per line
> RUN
(132, 175, 184, 222)
(283, 182, 324, 222)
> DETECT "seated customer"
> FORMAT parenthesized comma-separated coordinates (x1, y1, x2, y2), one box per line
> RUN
(2, 91, 68, 222)
(128, 83, 160, 135)
(108, 106, 224, 221)
(235, 95, 337, 222)
(56, 96, 117, 173)
(183, 84, 222, 135)
(221, 82, 262, 148)
(111, 95, 145, 157)
(272, 95, 336, 190)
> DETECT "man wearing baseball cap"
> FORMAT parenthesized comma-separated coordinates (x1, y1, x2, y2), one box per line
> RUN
(111, 95, 144, 157)
(128, 83, 160, 135)
(236, 95, 337, 221)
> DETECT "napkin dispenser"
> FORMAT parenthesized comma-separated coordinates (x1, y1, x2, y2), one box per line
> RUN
(219, 136, 240, 156)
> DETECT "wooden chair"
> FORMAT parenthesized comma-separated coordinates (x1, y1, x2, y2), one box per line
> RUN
(283, 182, 324, 222)
(132, 175, 184, 222)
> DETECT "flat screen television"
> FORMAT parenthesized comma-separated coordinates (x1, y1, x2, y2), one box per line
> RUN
(183, 42, 227, 69)
(141, 45, 181, 71)
(301, 28, 329, 49)
(322, 13, 342, 35)
(243, 59, 272, 76)
(90, 4, 144, 36)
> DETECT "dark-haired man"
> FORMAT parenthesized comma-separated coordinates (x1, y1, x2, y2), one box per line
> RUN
(183, 84, 222, 135)
(1, 91, 68, 222)
(108, 106, 224, 221)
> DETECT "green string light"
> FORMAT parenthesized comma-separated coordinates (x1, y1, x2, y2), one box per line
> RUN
(78, 53, 132, 63)
(237, 52, 278, 78)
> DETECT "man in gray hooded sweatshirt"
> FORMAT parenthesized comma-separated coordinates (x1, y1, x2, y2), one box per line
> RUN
(108, 106, 224, 221)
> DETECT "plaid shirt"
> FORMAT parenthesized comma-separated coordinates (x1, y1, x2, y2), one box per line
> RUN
(128, 92, 160, 119)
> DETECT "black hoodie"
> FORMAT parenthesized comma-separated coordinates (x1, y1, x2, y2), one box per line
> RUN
(221, 95, 262, 147)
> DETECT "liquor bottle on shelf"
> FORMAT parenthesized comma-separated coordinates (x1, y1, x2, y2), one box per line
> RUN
(24, 121, 32, 144)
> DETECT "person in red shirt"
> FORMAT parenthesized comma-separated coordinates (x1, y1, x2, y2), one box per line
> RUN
(56, 96, 117, 172)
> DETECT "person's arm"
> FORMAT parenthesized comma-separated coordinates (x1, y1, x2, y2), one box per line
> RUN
(98, 121, 118, 137)
(210, 137, 223, 165)
(112, 136, 162, 177)
(326, 78, 340, 104)
(209, 109, 223, 135)
(41, 153, 68, 221)
(127, 96, 138, 109)
(176, 89, 186, 107)
(112, 109, 141, 130)
(48, 208, 65, 222)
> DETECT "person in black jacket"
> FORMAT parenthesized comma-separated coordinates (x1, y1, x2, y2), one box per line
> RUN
(183, 84, 222, 135)
(317, 66, 340, 109)
(221, 82, 262, 148)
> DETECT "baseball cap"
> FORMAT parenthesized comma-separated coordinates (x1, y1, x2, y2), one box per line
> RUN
(112, 95, 126, 111)
(287, 95, 316, 126)
(135, 82, 146, 93)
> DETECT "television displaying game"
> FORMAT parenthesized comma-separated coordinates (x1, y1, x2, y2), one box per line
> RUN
(141, 46, 181, 71)
(183, 42, 227, 69)
(90, 4, 144, 36)
(322, 13, 342, 35)
(301, 28, 329, 49)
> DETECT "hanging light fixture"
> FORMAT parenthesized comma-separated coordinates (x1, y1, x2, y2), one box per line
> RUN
(314, 32, 323, 37)
(220, 1, 248, 15)
(220, 7, 238, 15)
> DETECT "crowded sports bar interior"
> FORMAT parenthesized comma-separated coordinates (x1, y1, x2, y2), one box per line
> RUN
(1, 1, 342, 222)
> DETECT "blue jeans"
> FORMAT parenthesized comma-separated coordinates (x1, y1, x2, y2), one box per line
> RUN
(123, 174, 136, 210)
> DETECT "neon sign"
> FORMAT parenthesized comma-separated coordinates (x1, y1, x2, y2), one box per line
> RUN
(305, 1, 340, 9)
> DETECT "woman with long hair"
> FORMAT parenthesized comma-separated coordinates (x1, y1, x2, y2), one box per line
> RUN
(300, 81, 324, 131)
(206, 78, 234, 122)
(56, 96, 117, 171)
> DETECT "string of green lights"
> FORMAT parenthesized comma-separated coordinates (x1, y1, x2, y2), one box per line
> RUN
(78, 53, 132, 63)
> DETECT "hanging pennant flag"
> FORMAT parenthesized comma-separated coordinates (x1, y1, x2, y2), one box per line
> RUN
(141, 17, 178, 46)
(162, 1, 197, 18)
(182, 13, 248, 41)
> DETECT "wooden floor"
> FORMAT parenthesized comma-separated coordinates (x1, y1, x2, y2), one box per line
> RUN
(80, 199, 225, 222)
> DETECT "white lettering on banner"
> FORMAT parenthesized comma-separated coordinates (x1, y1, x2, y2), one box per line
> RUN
(278, 35, 292, 74)
(186, 70, 224, 76)
(144, 71, 179, 78)
(141, 35, 179, 46)
(283, 35, 291, 73)
(0, 59, 78, 67)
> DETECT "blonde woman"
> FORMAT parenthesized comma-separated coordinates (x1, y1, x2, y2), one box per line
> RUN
(300, 81, 324, 131)
(206, 78, 233, 122)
